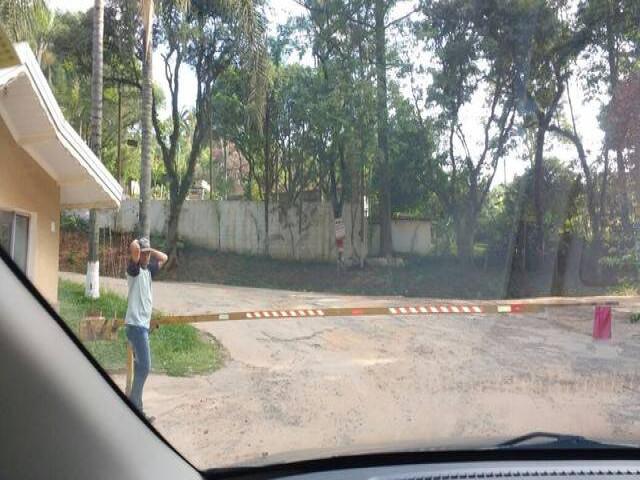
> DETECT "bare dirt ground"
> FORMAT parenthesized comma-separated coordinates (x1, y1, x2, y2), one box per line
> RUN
(61, 273, 640, 470)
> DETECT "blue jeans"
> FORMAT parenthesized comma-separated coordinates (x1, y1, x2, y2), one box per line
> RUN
(125, 325, 151, 412)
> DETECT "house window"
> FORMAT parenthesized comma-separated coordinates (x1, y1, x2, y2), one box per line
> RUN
(0, 210, 30, 274)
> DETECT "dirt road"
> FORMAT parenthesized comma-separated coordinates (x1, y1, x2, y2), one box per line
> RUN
(61, 273, 640, 469)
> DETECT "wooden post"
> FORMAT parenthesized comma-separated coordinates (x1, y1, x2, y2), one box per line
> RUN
(125, 345, 134, 396)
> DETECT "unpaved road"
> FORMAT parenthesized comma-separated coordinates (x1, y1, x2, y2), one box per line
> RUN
(61, 273, 640, 469)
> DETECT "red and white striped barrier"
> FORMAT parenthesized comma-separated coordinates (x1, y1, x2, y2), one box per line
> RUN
(240, 304, 488, 320)
(157, 301, 619, 326)
(157, 303, 567, 325)
(80, 300, 619, 341)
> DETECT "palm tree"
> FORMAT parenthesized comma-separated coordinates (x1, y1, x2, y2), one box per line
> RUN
(137, 0, 265, 240)
(85, 0, 104, 299)
(0, 0, 55, 67)
(138, 0, 154, 238)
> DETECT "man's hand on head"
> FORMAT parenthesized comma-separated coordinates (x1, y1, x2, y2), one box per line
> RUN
(129, 239, 141, 264)
(151, 249, 169, 268)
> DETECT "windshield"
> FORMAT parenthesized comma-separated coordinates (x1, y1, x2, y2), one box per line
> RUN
(2, 0, 640, 470)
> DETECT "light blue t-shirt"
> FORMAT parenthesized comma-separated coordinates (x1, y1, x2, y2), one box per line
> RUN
(125, 260, 158, 329)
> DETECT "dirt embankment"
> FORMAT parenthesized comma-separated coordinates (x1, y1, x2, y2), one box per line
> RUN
(61, 229, 617, 299)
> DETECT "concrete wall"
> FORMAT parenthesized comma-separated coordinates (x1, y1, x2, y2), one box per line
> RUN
(0, 118, 60, 306)
(391, 219, 434, 255)
(369, 220, 434, 256)
(77, 199, 433, 262)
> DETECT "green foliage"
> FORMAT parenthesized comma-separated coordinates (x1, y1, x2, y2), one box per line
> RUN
(0, 0, 55, 65)
(599, 253, 636, 270)
(476, 158, 580, 264)
(576, 0, 640, 99)
(387, 89, 436, 213)
(599, 250, 638, 284)
(58, 279, 130, 327)
(411, 0, 521, 260)
(58, 280, 224, 376)
(5, 0, 640, 286)
(149, 0, 266, 257)
(60, 213, 89, 233)
(47, 5, 142, 185)
(151, 325, 223, 376)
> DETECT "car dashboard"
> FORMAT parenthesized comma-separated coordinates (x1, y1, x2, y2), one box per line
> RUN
(251, 461, 640, 480)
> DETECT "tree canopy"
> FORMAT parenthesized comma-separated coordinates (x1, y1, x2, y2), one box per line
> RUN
(3, 0, 640, 286)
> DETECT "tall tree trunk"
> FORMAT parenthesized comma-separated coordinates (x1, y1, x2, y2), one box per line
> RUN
(533, 123, 547, 264)
(116, 81, 123, 186)
(374, 0, 392, 257)
(263, 94, 271, 256)
(560, 84, 604, 258)
(502, 178, 528, 298)
(600, 147, 611, 237)
(223, 138, 228, 197)
(139, 0, 154, 239)
(360, 166, 366, 267)
(454, 214, 475, 265)
(166, 193, 181, 264)
(328, 157, 341, 219)
(606, 4, 632, 239)
(209, 132, 214, 200)
(85, 0, 104, 299)
(222, 137, 229, 199)
(615, 149, 632, 238)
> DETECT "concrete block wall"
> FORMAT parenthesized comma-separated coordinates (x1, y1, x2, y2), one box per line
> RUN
(67, 199, 432, 263)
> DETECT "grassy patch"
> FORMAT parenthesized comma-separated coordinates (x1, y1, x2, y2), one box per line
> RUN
(159, 247, 507, 299)
(58, 279, 224, 376)
(607, 282, 640, 296)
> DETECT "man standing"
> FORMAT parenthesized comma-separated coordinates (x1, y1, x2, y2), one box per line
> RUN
(125, 237, 167, 420)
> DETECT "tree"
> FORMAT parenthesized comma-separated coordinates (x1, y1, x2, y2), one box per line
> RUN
(47, 11, 93, 135)
(0, 0, 55, 67)
(545, 78, 611, 275)
(150, 0, 265, 266)
(295, 0, 409, 257)
(577, 0, 640, 239)
(414, 0, 517, 262)
(138, 0, 154, 238)
(85, 0, 105, 299)
(137, 0, 265, 240)
(608, 72, 640, 210)
(374, 0, 393, 257)
(501, 0, 585, 263)
(103, 0, 143, 186)
(387, 87, 435, 215)
(214, 61, 299, 255)
(48, 2, 142, 184)
(481, 159, 581, 295)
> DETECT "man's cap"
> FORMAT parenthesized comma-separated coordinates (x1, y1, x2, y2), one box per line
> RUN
(138, 237, 152, 252)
